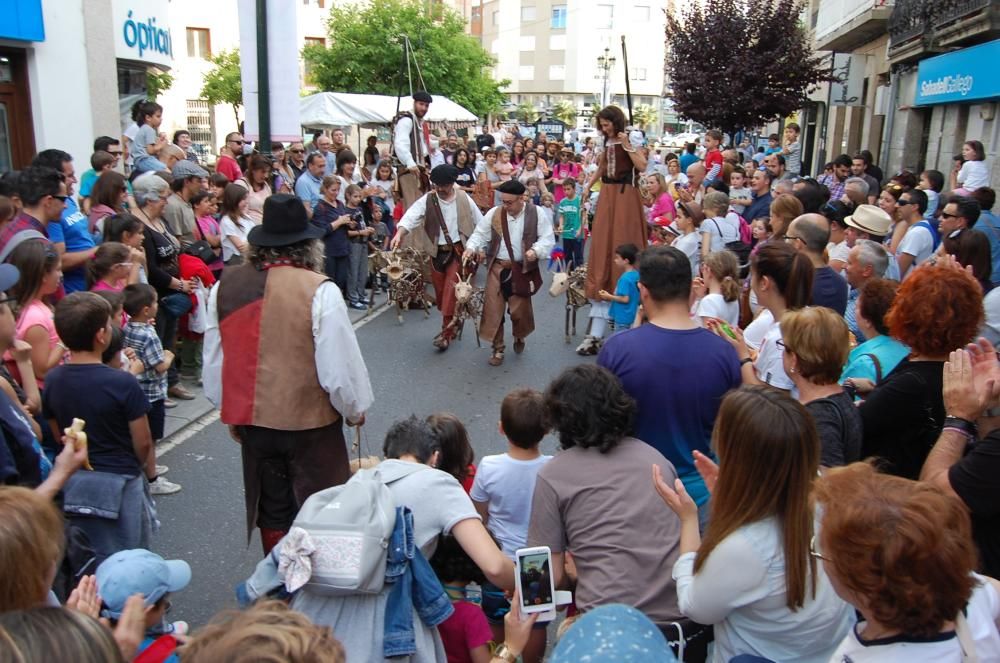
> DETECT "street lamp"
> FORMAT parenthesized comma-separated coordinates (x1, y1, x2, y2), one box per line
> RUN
(596, 47, 616, 109)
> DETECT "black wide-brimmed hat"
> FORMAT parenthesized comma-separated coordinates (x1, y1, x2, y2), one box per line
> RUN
(248, 194, 325, 247)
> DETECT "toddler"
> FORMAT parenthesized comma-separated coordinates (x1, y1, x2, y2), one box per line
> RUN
(429, 535, 493, 663)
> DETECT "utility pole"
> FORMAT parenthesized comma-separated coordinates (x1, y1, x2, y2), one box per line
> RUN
(255, 0, 270, 152)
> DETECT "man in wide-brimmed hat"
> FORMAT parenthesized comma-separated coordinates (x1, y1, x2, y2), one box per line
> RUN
(391, 164, 484, 350)
(203, 194, 373, 554)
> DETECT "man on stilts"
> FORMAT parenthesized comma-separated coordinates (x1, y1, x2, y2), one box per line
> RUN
(465, 180, 554, 366)
(392, 91, 433, 212)
(391, 164, 484, 350)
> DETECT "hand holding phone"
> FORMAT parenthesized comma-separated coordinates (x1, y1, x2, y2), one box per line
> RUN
(514, 547, 556, 615)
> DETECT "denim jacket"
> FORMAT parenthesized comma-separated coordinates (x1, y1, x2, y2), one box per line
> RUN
(384, 506, 453, 657)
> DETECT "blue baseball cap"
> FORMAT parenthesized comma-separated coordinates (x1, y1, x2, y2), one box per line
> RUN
(96, 549, 191, 619)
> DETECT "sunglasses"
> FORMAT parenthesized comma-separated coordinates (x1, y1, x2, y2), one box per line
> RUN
(941, 212, 960, 219)
(229, 140, 245, 145)
(51, 194, 68, 202)
(290, 148, 305, 153)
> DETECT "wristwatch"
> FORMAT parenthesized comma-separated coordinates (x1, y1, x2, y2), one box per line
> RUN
(493, 643, 519, 663)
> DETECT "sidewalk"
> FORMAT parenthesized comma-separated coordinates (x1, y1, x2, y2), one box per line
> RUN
(160, 297, 388, 441)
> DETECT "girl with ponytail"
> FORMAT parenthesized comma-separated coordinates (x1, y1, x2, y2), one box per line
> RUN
(87, 242, 138, 292)
(693, 250, 741, 327)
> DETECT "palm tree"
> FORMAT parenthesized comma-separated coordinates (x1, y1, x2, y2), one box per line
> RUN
(552, 100, 577, 127)
(633, 103, 658, 130)
(516, 101, 540, 124)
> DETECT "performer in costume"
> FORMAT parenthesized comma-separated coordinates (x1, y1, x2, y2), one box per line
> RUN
(465, 180, 554, 366)
(203, 194, 373, 554)
(392, 91, 433, 211)
(576, 105, 648, 355)
(391, 164, 484, 350)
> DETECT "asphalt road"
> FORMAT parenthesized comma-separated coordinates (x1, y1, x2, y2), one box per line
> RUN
(152, 273, 595, 627)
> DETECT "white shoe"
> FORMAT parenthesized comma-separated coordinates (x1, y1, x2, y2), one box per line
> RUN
(575, 336, 597, 355)
(155, 464, 169, 475)
(170, 621, 189, 636)
(149, 477, 181, 495)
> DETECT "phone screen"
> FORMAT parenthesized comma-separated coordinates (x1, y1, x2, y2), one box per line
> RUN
(518, 551, 554, 609)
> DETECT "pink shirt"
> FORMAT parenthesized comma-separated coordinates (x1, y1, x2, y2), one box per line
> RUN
(552, 162, 581, 203)
(12, 300, 64, 387)
(648, 192, 677, 226)
(437, 601, 492, 663)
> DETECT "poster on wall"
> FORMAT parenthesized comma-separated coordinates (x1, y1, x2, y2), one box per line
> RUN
(237, 0, 301, 142)
(831, 53, 868, 107)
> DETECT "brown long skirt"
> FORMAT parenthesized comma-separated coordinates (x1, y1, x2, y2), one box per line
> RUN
(586, 182, 647, 300)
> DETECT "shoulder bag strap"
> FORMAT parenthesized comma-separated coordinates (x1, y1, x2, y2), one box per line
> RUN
(862, 352, 883, 383)
(499, 208, 517, 263)
(429, 194, 456, 251)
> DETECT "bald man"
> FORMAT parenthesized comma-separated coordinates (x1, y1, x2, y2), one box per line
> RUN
(787, 213, 848, 315)
(676, 162, 706, 204)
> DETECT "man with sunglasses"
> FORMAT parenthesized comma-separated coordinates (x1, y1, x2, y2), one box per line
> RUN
(896, 189, 937, 279)
(287, 141, 307, 182)
(216, 132, 245, 182)
(0, 166, 64, 256)
(938, 196, 981, 241)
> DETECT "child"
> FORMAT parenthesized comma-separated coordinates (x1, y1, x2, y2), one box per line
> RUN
(344, 184, 374, 309)
(192, 192, 224, 278)
(130, 101, 168, 175)
(88, 242, 137, 292)
(918, 169, 945, 218)
(751, 217, 772, 248)
(209, 172, 230, 197)
(692, 250, 741, 328)
(494, 147, 514, 182)
(597, 243, 641, 334)
(782, 122, 801, 176)
(952, 140, 989, 194)
(764, 133, 782, 156)
(557, 179, 584, 270)
(703, 129, 724, 186)
(122, 284, 181, 496)
(429, 534, 493, 663)
(525, 178, 542, 206)
(427, 412, 477, 493)
(470, 388, 550, 663)
(94, 289, 128, 329)
(540, 192, 554, 212)
(96, 548, 191, 663)
(369, 204, 390, 292)
(728, 168, 753, 215)
(43, 292, 160, 555)
(103, 325, 144, 376)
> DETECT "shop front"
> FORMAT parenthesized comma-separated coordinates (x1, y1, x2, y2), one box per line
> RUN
(0, 0, 43, 169)
(112, 0, 174, 130)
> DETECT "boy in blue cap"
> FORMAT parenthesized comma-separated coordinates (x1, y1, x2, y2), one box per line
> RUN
(96, 549, 192, 661)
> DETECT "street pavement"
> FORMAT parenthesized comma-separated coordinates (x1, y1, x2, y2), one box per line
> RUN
(152, 271, 596, 627)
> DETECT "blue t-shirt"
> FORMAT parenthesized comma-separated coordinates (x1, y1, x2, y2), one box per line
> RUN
(42, 364, 150, 475)
(811, 265, 848, 315)
(975, 211, 1000, 286)
(839, 334, 910, 386)
(609, 270, 640, 327)
(597, 325, 742, 506)
(58, 197, 97, 293)
(79, 169, 98, 198)
(678, 152, 698, 174)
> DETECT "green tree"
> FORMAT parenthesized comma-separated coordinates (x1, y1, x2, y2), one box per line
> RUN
(633, 103, 658, 130)
(304, 0, 508, 117)
(146, 71, 174, 99)
(551, 100, 577, 126)
(516, 102, 540, 124)
(201, 50, 243, 126)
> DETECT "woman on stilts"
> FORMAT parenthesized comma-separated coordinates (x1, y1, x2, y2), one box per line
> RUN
(576, 105, 648, 355)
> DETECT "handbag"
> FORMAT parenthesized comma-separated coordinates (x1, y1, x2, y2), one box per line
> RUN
(499, 211, 543, 298)
(188, 280, 209, 334)
(184, 240, 217, 266)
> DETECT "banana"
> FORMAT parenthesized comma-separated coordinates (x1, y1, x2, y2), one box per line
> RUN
(64, 418, 93, 471)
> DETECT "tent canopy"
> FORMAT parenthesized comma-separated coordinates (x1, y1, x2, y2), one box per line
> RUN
(300, 92, 478, 129)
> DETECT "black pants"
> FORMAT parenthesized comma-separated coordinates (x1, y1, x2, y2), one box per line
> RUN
(148, 399, 166, 441)
(326, 255, 350, 299)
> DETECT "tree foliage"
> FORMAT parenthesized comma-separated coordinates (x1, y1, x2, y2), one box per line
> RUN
(665, 0, 827, 135)
(146, 71, 174, 99)
(551, 100, 577, 126)
(516, 102, 540, 124)
(201, 50, 243, 125)
(633, 104, 658, 130)
(303, 0, 508, 118)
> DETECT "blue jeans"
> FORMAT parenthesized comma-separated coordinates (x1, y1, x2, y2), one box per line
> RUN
(563, 237, 584, 269)
(155, 292, 192, 388)
(384, 507, 454, 658)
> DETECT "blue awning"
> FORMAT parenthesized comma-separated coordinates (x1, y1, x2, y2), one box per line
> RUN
(0, 0, 44, 42)
(914, 39, 1000, 106)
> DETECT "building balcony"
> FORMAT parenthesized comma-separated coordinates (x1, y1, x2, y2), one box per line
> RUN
(815, 0, 894, 52)
(889, 0, 1000, 64)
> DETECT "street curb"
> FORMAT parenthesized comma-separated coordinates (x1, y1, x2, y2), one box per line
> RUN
(157, 298, 393, 448)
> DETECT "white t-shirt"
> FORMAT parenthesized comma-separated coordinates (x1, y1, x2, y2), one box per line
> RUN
(696, 293, 740, 327)
(958, 159, 990, 191)
(827, 240, 850, 267)
(743, 309, 773, 351)
(672, 232, 701, 276)
(898, 222, 936, 277)
(469, 453, 552, 559)
(702, 214, 741, 253)
(220, 215, 254, 261)
(755, 318, 795, 392)
(829, 574, 1000, 662)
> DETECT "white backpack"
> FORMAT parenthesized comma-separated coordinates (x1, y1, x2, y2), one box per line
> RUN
(288, 463, 425, 596)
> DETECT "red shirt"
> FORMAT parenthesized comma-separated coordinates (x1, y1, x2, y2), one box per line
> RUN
(216, 154, 243, 182)
(704, 149, 723, 181)
(438, 600, 492, 663)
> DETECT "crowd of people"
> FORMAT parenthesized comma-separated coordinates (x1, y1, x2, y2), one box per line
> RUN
(0, 90, 999, 663)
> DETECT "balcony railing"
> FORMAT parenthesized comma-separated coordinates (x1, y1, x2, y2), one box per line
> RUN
(888, 0, 939, 47)
(937, 0, 993, 28)
(815, 0, 894, 44)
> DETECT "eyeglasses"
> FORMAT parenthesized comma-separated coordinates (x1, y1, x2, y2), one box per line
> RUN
(51, 194, 68, 202)
(809, 535, 829, 561)
(290, 149, 305, 153)
(784, 235, 801, 243)
(109, 151, 124, 157)
(229, 139, 244, 145)
(114, 262, 134, 269)
(500, 198, 521, 206)
(775, 339, 792, 354)
(897, 199, 913, 206)
(941, 212, 960, 219)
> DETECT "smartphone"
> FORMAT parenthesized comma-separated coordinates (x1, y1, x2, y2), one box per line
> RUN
(514, 546, 556, 614)
(718, 321, 737, 339)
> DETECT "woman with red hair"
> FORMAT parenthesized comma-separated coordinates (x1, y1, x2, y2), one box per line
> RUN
(815, 463, 1000, 659)
(858, 264, 983, 478)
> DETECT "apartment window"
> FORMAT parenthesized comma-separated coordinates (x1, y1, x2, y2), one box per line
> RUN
(519, 65, 535, 80)
(519, 36, 536, 51)
(521, 6, 536, 21)
(631, 67, 647, 81)
(596, 4, 614, 29)
(186, 100, 213, 151)
(551, 5, 567, 29)
(550, 35, 566, 50)
(186, 28, 211, 59)
(633, 5, 650, 21)
(549, 65, 566, 80)
(304, 37, 325, 48)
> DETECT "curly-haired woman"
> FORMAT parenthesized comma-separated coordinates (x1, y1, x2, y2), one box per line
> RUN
(859, 264, 984, 478)
(526, 364, 695, 650)
(816, 463, 1000, 660)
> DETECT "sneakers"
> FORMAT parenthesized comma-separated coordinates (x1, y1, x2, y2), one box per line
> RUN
(155, 464, 169, 475)
(149, 477, 181, 495)
(170, 621, 190, 636)
(575, 336, 599, 356)
(164, 399, 178, 409)
(349, 301, 367, 310)
(168, 385, 195, 400)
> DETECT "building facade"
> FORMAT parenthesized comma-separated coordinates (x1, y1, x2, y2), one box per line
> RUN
(477, 0, 666, 129)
